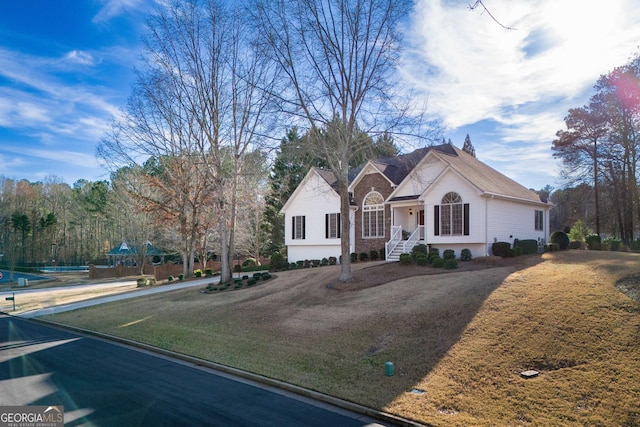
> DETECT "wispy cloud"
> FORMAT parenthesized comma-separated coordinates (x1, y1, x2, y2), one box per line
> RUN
(92, 0, 152, 23)
(63, 50, 98, 66)
(404, 0, 640, 139)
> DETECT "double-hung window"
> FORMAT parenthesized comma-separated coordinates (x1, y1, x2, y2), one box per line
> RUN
(535, 210, 544, 231)
(292, 215, 305, 239)
(326, 213, 341, 239)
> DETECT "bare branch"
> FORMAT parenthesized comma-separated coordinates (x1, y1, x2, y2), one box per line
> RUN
(468, 0, 516, 31)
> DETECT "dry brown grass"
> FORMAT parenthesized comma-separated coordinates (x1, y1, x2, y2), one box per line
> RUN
(43, 251, 640, 426)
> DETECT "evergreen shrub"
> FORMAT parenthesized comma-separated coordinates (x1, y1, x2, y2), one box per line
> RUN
(549, 231, 570, 250)
(444, 258, 458, 269)
(568, 241, 582, 249)
(269, 253, 287, 271)
(399, 253, 413, 265)
(431, 257, 444, 268)
(411, 244, 428, 261)
(460, 249, 472, 261)
(585, 234, 601, 250)
(415, 253, 428, 266)
(427, 248, 440, 264)
(492, 242, 511, 257)
(443, 249, 455, 260)
(518, 239, 538, 254)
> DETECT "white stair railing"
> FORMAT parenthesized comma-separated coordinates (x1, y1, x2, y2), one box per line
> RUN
(385, 226, 402, 259)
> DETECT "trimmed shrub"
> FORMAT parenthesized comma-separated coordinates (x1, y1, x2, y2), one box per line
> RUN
(411, 244, 428, 261)
(568, 240, 582, 249)
(399, 253, 413, 265)
(242, 258, 256, 267)
(205, 268, 213, 277)
(370, 250, 379, 261)
(194, 269, 202, 278)
(444, 258, 458, 269)
(167, 275, 174, 282)
(233, 264, 242, 273)
(518, 239, 538, 255)
(427, 248, 440, 264)
(269, 253, 287, 271)
(603, 238, 622, 251)
(247, 279, 257, 286)
(321, 258, 329, 266)
(359, 252, 369, 262)
(431, 257, 444, 268)
(136, 278, 146, 287)
(350, 252, 358, 262)
(443, 249, 455, 260)
(549, 231, 570, 250)
(545, 243, 560, 252)
(460, 249, 472, 261)
(178, 274, 184, 281)
(415, 253, 428, 266)
(585, 234, 601, 250)
(492, 242, 511, 257)
(328, 256, 337, 265)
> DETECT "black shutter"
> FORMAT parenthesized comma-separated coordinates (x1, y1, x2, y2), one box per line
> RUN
(302, 216, 306, 239)
(325, 214, 329, 239)
(463, 203, 470, 235)
(337, 213, 341, 238)
(292, 216, 295, 239)
(434, 205, 440, 236)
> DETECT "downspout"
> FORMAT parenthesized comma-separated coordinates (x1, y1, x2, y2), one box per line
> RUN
(485, 195, 494, 256)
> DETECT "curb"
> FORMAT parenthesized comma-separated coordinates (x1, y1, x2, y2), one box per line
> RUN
(24, 315, 428, 427)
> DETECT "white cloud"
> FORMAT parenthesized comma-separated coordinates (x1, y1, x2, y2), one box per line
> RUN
(63, 50, 98, 66)
(398, 0, 640, 189)
(92, 0, 153, 23)
(404, 0, 640, 145)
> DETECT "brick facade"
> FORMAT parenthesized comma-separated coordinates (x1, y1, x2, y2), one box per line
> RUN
(352, 172, 393, 257)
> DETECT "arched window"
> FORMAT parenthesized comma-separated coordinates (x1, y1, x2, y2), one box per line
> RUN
(440, 192, 463, 235)
(362, 192, 384, 238)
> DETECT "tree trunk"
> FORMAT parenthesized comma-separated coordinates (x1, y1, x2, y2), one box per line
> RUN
(338, 181, 352, 282)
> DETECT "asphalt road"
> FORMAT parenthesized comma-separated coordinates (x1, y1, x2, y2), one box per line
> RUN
(0, 314, 392, 426)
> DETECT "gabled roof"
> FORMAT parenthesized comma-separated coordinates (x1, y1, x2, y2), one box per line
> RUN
(282, 143, 546, 211)
(430, 144, 544, 204)
(107, 241, 166, 256)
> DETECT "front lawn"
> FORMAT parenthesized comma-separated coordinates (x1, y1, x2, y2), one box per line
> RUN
(43, 251, 640, 426)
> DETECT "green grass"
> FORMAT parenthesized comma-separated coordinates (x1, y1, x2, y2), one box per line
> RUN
(43, 251, 640, 425)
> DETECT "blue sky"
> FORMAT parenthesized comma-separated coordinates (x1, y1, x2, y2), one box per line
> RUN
(1, 0, 640, 191)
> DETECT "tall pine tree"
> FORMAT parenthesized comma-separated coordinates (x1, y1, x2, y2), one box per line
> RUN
(462, 134, 476, 157)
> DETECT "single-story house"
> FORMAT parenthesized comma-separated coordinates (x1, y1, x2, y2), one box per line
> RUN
(280, 142, 551, 262)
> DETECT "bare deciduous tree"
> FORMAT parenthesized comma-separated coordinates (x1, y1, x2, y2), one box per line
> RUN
(254, 0, 422, 282)
(99, 0, 275, 282)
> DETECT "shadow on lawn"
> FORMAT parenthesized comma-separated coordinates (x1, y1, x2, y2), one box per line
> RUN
(323, 255, 546, 410)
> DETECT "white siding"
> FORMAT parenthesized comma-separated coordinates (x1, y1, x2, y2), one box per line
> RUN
(486, 198, 549, 252)
(392, 155, 445, 198)
(283, 171, 346, 263)
(423, 169, 485, 247)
